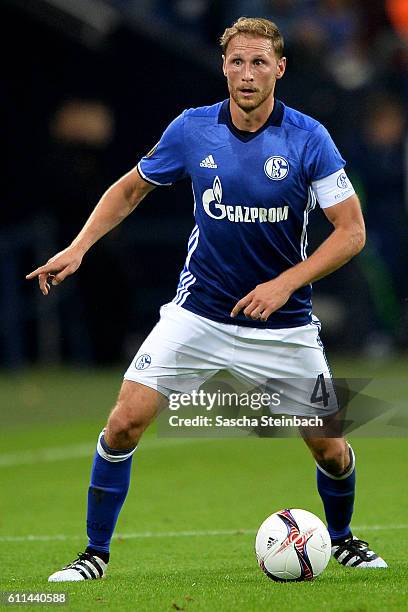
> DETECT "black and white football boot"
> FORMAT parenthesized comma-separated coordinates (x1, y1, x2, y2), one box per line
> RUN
(331, 536, 388, 568)
(48, 552, 107, 582)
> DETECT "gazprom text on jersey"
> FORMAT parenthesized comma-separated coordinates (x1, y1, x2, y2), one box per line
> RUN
(203, 203, 289, 223)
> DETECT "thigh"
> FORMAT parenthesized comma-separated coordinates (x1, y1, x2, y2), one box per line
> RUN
(115, 379, 168, 424)
(298, 406, 347, 440)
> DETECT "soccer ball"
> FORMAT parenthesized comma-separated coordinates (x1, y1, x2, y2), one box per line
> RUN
(255, 508, 331, 582)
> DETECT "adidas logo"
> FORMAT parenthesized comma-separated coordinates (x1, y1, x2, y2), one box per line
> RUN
(267, 537, 278, 549)
(200, 154, 218, 169)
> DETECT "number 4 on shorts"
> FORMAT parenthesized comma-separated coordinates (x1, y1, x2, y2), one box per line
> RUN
(311, 373, 330, 407)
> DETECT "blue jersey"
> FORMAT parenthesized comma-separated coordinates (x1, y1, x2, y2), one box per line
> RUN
(138, 99, 346, 328)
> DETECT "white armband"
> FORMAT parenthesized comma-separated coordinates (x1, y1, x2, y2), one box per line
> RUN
(311, 169, 355, 209)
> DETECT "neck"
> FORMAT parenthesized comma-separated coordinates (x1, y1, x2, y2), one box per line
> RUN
(229, 96, 275, 132)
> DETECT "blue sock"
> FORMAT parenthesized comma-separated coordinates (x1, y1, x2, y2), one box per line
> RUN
(86, 431, 136, 555)
(316, 445, 355, 542)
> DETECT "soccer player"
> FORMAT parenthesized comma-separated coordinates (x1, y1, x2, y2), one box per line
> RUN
(27, 17, 387, 580)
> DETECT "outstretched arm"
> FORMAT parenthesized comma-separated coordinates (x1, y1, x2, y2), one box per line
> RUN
(26, 169, 155, 295)
(231, 194, 366, 321)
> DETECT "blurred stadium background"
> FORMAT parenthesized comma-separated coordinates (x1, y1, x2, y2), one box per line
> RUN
(1, 0, 407, 369)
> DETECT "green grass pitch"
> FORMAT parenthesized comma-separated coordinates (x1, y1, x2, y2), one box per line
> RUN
(0, 359, 407, 611)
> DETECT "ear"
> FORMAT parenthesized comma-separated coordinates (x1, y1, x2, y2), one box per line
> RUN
(222, 55, 227, 77)
(276, 56, 286, 80)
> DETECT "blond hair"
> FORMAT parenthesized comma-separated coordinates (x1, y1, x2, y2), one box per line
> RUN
(220, 17, 284, 58)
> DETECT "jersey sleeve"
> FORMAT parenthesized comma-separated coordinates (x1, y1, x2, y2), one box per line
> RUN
(303, 124, 345, 183)
(137, 112, 188, 186)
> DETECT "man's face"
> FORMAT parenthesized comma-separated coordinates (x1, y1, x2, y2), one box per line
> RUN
(223, 34, 286, 112)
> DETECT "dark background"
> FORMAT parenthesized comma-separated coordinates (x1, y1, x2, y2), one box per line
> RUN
(1, 0, 407, 368)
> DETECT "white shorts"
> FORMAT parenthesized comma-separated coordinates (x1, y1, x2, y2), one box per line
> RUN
(124, 302, 338, 416)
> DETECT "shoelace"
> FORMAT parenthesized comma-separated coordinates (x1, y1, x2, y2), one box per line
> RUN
(63, 552, 92, 570)
(336, 538, 374, 560)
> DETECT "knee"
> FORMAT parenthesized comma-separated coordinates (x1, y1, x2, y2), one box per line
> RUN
(313, 442, 349, 476)
(103, 381, 165, 449)
(106, 400, 150, 448)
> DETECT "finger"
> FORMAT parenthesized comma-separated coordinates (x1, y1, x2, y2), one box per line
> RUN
(259, 305, 277, 322)
(38, 273, 51, 296)
(230, 294, 253, 317)
(26, 263, 55, 280)
(243, 301, 259, 317)
(50, 267, 73, 285)
(247, 304, 265, 320)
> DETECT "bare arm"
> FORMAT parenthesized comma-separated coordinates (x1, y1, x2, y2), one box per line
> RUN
(231, 194, 366, 320)
(26, 168, 155, 294)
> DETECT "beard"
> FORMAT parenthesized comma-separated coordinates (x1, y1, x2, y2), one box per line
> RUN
(229, 83, 274, 113)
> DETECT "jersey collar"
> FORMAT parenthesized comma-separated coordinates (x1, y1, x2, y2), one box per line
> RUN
(218, 98, 284, 142)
